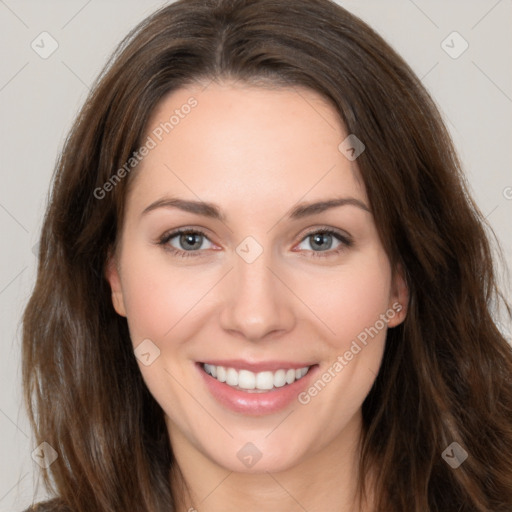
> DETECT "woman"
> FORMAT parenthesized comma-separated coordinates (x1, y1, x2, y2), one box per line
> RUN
(22, 0, 512, 511)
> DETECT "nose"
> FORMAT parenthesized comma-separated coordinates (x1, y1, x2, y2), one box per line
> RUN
(219, 247, 296, 342)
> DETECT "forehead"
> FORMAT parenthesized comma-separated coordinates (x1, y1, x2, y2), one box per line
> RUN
(125, 81, 366, 216)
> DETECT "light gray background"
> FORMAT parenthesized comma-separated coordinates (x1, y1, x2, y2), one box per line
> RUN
(1, 1, 511, 510)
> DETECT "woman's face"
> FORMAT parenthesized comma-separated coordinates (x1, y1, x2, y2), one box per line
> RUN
(106, 81, 408, 474)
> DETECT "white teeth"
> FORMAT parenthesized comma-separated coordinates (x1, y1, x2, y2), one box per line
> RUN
(204, 363, 215, 378)
(216, 365, 226, 382)
(202, 363, 312, 391)
(256, 371, 274, 390)
(238, 369, 256, 390)
(286, 369, 296, 384)
(274, 369, 286, 387)
(226, 368, 238, 386)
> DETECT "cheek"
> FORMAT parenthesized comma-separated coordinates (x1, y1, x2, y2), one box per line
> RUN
(304, 248, 393, 347)
(119, 244, 218, 344)
(294, 253, 392, 434)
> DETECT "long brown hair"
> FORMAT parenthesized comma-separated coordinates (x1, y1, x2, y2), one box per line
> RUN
(22, 0, 512, 511)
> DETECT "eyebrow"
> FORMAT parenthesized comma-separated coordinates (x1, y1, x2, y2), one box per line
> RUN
(140, 196, 370, 221)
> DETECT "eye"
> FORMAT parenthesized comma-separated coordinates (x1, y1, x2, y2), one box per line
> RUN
(295, 228, 352, 257)
(157, 227, 352, 259)
(158, 229, 215, 258)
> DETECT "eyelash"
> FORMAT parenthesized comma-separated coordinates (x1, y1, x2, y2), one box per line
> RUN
(157, 227, 353, 259)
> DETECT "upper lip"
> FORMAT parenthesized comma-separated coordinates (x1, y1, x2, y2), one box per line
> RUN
(198, 359, 317, 373)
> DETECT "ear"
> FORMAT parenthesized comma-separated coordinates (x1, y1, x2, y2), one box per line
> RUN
(387, 263, 409, 328)
(104, 248, 127, 317)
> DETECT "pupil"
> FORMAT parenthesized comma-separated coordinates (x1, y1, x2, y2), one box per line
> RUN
(311, 233, 331, 251)
(181, 233, 201, 250)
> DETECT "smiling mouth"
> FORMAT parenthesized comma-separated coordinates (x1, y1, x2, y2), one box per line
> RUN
(199, 362, 315, 392)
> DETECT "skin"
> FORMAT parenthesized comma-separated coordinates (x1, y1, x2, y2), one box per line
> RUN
(105, 80, 409, 512)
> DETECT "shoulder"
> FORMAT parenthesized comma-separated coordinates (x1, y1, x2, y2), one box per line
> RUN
(22, 498, 71, 512)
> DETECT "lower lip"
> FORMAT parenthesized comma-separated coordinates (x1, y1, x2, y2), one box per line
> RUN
(196, 362, 319, 415)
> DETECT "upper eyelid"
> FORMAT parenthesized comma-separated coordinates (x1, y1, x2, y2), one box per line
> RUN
(161, 227, 217, 246)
